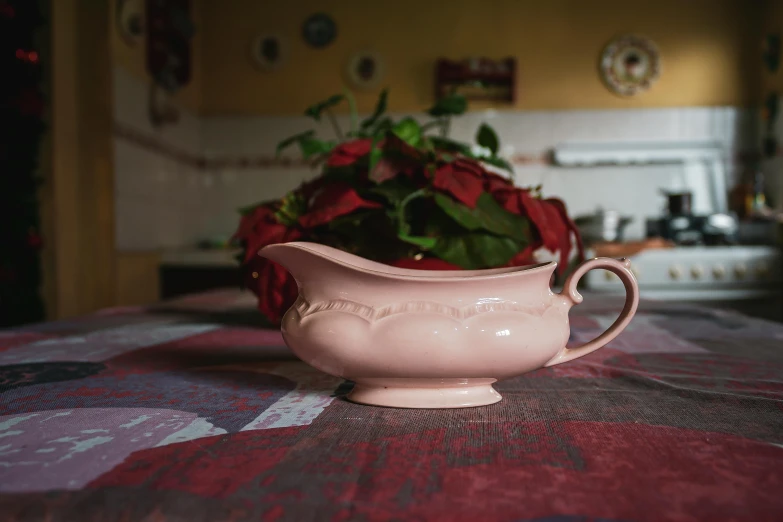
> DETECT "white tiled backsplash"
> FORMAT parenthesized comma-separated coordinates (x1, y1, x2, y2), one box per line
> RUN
(114, 66, 777, 251)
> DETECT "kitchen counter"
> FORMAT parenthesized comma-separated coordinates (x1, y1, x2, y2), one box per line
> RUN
(161, 248, 241, 267)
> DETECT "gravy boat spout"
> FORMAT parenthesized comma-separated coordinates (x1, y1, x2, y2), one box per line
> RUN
(259, 241, 639, 409)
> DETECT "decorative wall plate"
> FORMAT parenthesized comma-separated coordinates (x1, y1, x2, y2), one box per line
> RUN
(346, 51, 384, 89)
(600, 35, 661, 96)
(302, 13, 337, 48)
(251, 33, 286, 71)
(116, 0, 144, 46)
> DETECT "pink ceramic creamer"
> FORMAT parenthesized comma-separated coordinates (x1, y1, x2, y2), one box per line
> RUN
(261, 242, 639, 408)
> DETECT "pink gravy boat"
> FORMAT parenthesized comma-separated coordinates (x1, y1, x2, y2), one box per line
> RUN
(261, 242, 639, 408)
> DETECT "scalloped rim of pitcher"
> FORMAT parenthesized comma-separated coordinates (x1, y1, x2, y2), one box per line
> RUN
(264, 241, 558, 283)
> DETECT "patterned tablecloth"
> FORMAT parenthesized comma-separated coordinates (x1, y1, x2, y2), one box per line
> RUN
(0, 289, 782, 521)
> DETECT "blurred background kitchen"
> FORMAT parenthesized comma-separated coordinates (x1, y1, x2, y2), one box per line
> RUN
(2, 0, 783, 327)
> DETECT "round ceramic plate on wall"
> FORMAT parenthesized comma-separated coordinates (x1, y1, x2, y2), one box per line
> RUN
(116, 0, 144, 46)
(346, 50, 385, 90)
(302, 13, 337, 48)
(600, 35, 661, 96)
(251, 33, 286, 71)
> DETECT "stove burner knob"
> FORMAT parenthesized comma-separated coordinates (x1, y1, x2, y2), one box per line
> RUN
(690, 265, 704, 279)
(734, 263, 747, 279)
(756, 263, 769, 278)
(712, 265, 726, 280)
(668, 265, 684, 280)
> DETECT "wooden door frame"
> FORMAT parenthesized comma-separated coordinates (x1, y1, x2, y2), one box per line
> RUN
(43, 0, 115, 319)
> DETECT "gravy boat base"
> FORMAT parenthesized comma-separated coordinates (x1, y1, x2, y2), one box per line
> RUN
(347, 378, 502, 408)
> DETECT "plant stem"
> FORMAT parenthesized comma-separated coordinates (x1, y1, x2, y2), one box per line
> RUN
(440, 117, 451, 138)
(326, 109, 344, 141)
(397, 188, 429, 236)
(343, 88, 358, 135)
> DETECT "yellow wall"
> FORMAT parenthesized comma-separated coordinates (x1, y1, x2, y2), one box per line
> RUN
(200, 0, 763, 116)
(111, 0, 202, 112)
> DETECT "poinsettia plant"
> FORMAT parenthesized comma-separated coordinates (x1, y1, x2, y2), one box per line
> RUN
(234, 90, 583, 324)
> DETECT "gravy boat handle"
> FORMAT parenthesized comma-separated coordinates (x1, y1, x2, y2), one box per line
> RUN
(545, 257, 640, 367)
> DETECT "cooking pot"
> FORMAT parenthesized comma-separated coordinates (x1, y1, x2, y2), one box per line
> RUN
(574, 209, 633, 243)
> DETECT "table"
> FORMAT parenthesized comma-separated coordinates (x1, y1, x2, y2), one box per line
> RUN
(1, 290, 782, 521)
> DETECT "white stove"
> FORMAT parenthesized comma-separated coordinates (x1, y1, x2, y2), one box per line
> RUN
(552, 140, 782, 315)
(585, 245, 782, 301)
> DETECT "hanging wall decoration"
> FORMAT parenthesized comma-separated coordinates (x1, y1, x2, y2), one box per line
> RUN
(145, 0, 195, 127)
(600, 35, 661, 97)
(302, 12, 336, 48)
(251, 32, 286, 71)
(146, 0, 194, 92)
(435, 57, 516, 103)
(345, 50, 384, 89)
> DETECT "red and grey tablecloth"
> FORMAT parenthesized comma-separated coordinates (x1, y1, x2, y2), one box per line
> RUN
(1, 290, 782, 521)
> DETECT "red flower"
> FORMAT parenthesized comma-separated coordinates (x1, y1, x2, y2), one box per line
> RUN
(233, 205, 291, 263)
(517, 191, 583, 273)
(432, 159, 485, 208)
(298, 182, 381, 229)
(370, 134, 423, 183)
(484, 170, 513, 195)
(506, 241, 543, 267)
(327, 139, 372, 167)
(232, 205, 303, 324)
(493, 188, 583, 274)
(243, 246, 300, 325)
(544, 197, 584, 270)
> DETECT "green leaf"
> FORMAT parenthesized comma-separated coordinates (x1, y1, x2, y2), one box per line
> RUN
(479, 155, 514, 174)
(304, 94, 345, 121)
(369, 178, 417, 206)
(299, 137, 335, 159)
(434, 192, 530, 244)
(361, 89, 388, 130)
(274, 191, 307, 226)
(430, 135, 514, 175)
(432, 233, 521, 269)
(392, 117, 422, 146)
(476, 123, 499, 155)
(276, 130, 315, 157)
(327, 209, 375, 231)
(427, 94, 468, 117)
(367, 134, 384, 177)
(398, 232, 438, 250)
